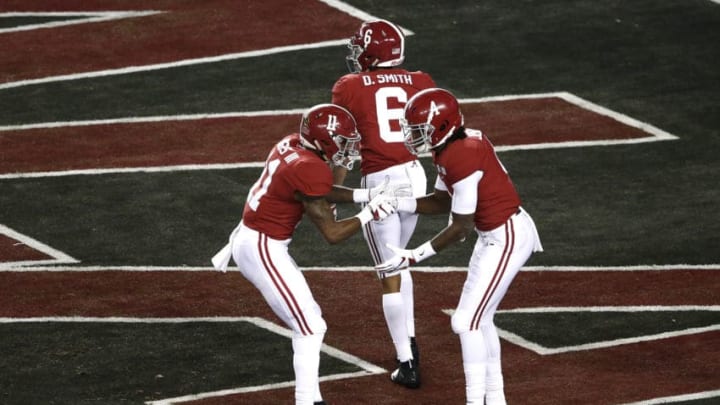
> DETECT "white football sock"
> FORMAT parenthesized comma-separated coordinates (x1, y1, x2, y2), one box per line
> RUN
(383, 292, 412, 362)
(460, 330, 487, 403)
(399, 269, 416, 337)
(482, 324, 506, 404)
(485, 360, 506, 405)
(292, 333, 324, 405)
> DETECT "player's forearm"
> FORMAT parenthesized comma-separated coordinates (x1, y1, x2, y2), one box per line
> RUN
(417, 195, 451, 214)
(398, 194, 451, 215)
(317, 218, 362, 244)
(430, 220, 474, 252)
(332, 165, 348, 185)
(326, 185, 356, 203)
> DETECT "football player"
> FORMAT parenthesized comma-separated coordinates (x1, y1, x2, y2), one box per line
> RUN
(331, 19, 437, 388)
(212, 104, 403, 405)
(377, 88, 543, 404)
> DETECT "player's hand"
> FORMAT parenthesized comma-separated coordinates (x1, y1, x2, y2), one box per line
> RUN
(375, 242, 437, 278)
(355, 194, 397, 225)
(369, 176, 413, 201)
(375, 255, 411, 278)
(367, 193, 397, 221)
(375, 244, 415, 278)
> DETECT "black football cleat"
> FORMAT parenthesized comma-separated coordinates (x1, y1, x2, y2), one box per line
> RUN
(410, 336, 420, 366)
(391, 359, 420, 389)
(396, 337, 420, 366)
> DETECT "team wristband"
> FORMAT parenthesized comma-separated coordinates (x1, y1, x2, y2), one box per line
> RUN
(355, 207, 374, 225)
(396, 198, 417, 213)
(413, 241, 437, 263)
(353, 188, 370, 203)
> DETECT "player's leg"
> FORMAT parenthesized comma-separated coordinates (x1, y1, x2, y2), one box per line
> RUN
(364, 214, 414, 364)
(232, 225, 327, 405)
(397, 160, 427, 356)
(451, 237, 494, 402)
(481, 212, 538, 404)
(452, 214, 537, 404)
(361, 179, 416, 388)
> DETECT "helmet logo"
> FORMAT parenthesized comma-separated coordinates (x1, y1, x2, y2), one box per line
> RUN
(327, 114, 339, 132)
(427, 100, 441, 125)
(363, 29, 373, 47)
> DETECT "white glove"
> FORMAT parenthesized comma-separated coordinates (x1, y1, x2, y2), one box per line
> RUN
(354, 176, 413, 203)
(375, 241, 436, 278)
(355, 194, 397, 225)
(371, 176, 413, 200)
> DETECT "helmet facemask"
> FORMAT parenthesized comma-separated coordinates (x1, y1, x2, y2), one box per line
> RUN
(401, 118, 433, 155)
(299, 104, 361, 169)
(345, 41, 364, 73)
(331, 131, 361, 169)
(402, 88, 464, 155)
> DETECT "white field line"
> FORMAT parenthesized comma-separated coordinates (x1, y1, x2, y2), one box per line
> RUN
(556, 92, 677, 140)
(317, 0, 414, 35)
(1, 264, 717, 272)
(617, 388, 720, 405)
(146, 370, 376, 405)
(0, 40, 348, 91)
(0, 0, 407, 92)
(0, 92, 680, 180)
(496, 324, 720, 355)
(0, 11, 162, 34)
(441, 306, 720, 355)
(0, 224, 78, 266)
(499, 305, 720, 312)
(0, 109, 306, 132)
(0, 315, 386, 405)
(0, 162, 267, 180)
(146, 315, 385, 404)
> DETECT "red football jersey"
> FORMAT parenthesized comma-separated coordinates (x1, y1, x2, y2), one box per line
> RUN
(433, 129, 521, 231)
(242, 134, 333, 240)
(332, 68, 436, 175)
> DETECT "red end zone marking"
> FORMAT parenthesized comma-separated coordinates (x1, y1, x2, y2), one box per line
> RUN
(0, 234, 54, 262)
(465, 97, 652, 144)
(0, 0, 361, 84)
(0, 224, 78, 266)
(0, 94, 675, 175)
(0, 115, 299, 174)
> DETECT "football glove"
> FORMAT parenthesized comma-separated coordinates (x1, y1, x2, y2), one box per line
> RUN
(354, 176, 412, 203)
(375, 241, 437, 278)
(355, 194, 397, 225)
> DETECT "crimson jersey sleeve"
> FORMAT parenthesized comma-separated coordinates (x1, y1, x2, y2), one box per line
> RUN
(332, 68, 437, 175)
(434, 130, 521, 231)
(242, 135, 333, 240)
(284, 157, 333, 198)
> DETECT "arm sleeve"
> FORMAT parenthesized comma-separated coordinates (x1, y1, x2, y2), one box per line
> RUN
(434, 175, 448, 192)
(451, 171, 483, 215)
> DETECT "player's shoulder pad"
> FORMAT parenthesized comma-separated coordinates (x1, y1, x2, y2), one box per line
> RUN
(285, 155, 333, 197)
